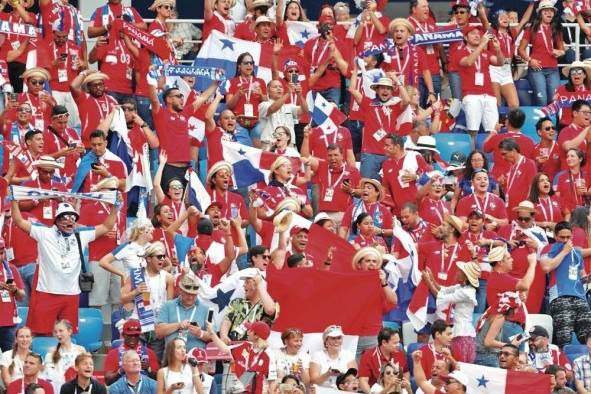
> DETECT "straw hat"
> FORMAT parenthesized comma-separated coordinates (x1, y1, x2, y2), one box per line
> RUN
(370, 77, 395, 91)
(511, 200, 537, 214)
(537, 0, 557, 13)
(444, 214, 463, 233)
(414, 135, 439, 154)
(148, 0, 175, 11)
(255, 15, 275, 27)
(179, 272, 200, 295)
(273, 210, 293, 233)
(252, 0, 271, 9)
(358, 178, 383, 200)
(144, 241, 166, 257)
(488, 245, 508, 263)
(21, 67, 50, 81)
(269, 156, 291, 178)
(562, 60, 591, 77)
(32, 155, 64, 170)
(456, 261, 481, 288)
(352, 246, 383, 269)
(206, 161, 233, 185)
(388, 18, 415, 35)
(273, 197, 301, 214)
(83, 72, 109, 86)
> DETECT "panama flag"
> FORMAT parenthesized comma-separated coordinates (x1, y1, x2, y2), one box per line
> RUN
(185, 168, 211, 213)
(312, 93, 347, 133)
(221, 141, 301, 187)
(286, 21, 318, 47)
(194, 30, 273, 91)
(457, 362, 551, 393)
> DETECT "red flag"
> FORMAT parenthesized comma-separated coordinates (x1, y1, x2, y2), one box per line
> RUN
(267, 268, 383, 336)
(407, 279, 430, 330)
(306, 224, 357, 273)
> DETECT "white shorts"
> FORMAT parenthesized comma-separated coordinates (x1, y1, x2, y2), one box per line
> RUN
(462, 94, 499, 132)
(489, 64, 514, 86)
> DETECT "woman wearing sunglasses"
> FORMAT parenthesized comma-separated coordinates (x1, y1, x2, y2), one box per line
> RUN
(153, 150, 186, 222)
(225, 52, 267, 148)
(310, 325, 357, 389)
(370, 363, 411, 394)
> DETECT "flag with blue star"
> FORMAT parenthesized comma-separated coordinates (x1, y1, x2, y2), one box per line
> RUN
(286, 21, 318, 47)
(457, 362, 552, 393)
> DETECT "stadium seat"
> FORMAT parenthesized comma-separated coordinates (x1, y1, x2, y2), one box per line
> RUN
(79, 307, 103, 320)
(564, 344, 587, 363)
(32, 336, 58, 359)
(520, 106, 542, 144)
(402, 321, 418, 349)
(111, 339, 123, 348)
(75, 309, 104, 352)
(17, 307, 28, 329)
(527, 314, 553, 342)
(382, 321, 401, 331)
(434, 133, 473, 162)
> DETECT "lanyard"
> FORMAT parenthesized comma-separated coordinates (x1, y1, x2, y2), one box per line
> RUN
(176, 304, 198, 325)
(239, 76, 253, 102)
(499, 31, 512, 57)
(311, 39, 330, 67)
(374, 106, 392, 130)
(327, 165, 347, 190)
(506, 156, 524, 192)
(473, 193, 490, 213)
(570, 172, 583, 206)
(431, 199, 447, 224)
(171, 200, 181, 221)
(440, 243, 459, 274)
(409, 16, 428, 33)
(364, 23, 375, 40)
(321, 129, 339, 146)
(75, 384, 93, 394)
(467, 47, 481, 72)
(156, 228, 172, 257)
(394, 45, 410, 75)
(539, 24, 553, 54)
(126, 378, 143, 394)
(539, 197, 554, 222)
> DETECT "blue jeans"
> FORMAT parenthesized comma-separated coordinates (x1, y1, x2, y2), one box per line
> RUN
(448, 72, 462, 99)
(527, 68, 560, 106)
(360, 152, 386, 180)
(475, 279, 488, 314)
(17, 262, 36, 307)
(0, 325, 16, 352)
(313, 88, 341, 106)
(419, 75, 442, 108)
(234, 124, 256, 145)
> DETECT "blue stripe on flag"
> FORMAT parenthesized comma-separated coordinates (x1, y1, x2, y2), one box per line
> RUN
(233, 159, 265, 188)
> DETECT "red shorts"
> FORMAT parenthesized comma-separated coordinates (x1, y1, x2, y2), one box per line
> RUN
(27, 290, 80, 335)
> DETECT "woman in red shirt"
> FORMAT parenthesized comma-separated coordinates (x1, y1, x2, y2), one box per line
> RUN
(528, 172, 563, 239)
(350, 212, 387, 250)
(554, 148, 591, 219)
(275, 0, 310, 44)
(518, 1, 565, 106)
(225, 52, 267, 147)
(203, 0, 235, 41)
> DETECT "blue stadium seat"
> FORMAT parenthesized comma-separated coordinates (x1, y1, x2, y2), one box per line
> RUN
(434, 133, 473, 162)
(74, 316, 103, 352)
(520, 106, 542, 144)
(111, 339, 123, 348)
(382, 321, 401, 331)
(564, 344, 587, 363)
(32, 336, 58, 359)
(17, 307, 28, 329)
(79, 307, 103, 321)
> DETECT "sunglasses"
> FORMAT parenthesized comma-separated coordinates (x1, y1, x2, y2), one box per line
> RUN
(517, 216, 532, 222)
(52, 113, 70, 119)
(262, 254, 272, 260)
(286, 69, 298, 74)
(122, 106, 136, 112)
(59, 214, 78, 222)
(542, 126, 555, 131)
(183, 285, 199, 291)
(571, 69, 586, 76)
(241, 61, 255, 65)
(169, 185, 183, 190)
(150, 254, 166, 260)
(29, 79, 45, 86)
(160, 4, 173, 9)
(17, 107, 32, 113)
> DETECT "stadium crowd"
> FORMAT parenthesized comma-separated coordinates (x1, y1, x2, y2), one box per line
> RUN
(2, 0, 591, 393)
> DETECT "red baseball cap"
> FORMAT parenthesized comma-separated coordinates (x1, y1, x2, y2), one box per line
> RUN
(122, 319, 142, 336)
(463, 24, 485, 36)
(290, 226, 309, 236)
(187, 347, 208, 364)
(318, 15, 335, 26)
(245, 321, 271, 340)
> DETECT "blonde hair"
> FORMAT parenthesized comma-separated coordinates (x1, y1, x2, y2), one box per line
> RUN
(128, 219, 154, 242)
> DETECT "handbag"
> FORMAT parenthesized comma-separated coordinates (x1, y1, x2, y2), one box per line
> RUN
(75, 232, 94, 292)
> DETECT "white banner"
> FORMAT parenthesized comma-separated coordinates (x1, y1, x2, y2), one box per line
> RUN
(10, 185, 117, 205)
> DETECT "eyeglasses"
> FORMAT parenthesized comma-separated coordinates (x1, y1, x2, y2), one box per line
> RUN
(517, 216, 532, 222)
(241, 61, 255, 65)
(17, 107, 32, 113)
(183, 285, 199, 291)
(262, 254, 272, 260)
(571, 69, 586, 76)
(454, 9, 467, 14)
(542, 126, 555, 131)
(29, 79, 45, 86)
(121, 106, 136, 112)
(577, 110, 591, 115)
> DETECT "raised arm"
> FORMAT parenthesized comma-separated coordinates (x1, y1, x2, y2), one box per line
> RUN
(11, 200, 31, 234)
(205, 93, 224, 132)
(206, 322, 231, 355)
(95, 203, 118, 238)
(412, 351, 436, 394)
(255, 274, 276, 316)
(153, 150, 168, 203)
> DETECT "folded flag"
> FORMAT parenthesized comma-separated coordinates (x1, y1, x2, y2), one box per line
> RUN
(221, 141, 301, 187)
(185, 168, 211, 213)
(406, 279, 431, 331)
(286, 21, 319, 47)
(312, 93, 347, 132)
(457, 362, 551, 394)
(111, 19, 172, 61)
(10, 185, 117, 205)
(194, 30, 273, 91)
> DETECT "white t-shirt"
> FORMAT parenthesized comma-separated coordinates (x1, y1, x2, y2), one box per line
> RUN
(258, 101, 298, 144)
(274, 348, 311, 379)
(29, 225, 96, 295)
(163, 364, 195, 394)
(43, 343, 86, 393)
(310, 349, 355, 389)
(0, 350, 25, 381)
(112, 241, 147, 271)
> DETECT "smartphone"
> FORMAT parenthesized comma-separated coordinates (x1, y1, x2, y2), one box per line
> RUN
(290, 73, 298, 84)
(91, 162, 101, 169)
(6, 278, 14, 284)
(68, 142, 77, 149)
(190, 321, 199, 326)
(173, 382, 185, 389)
(60, 53, 67, 60)
(207, 310, 214, 323)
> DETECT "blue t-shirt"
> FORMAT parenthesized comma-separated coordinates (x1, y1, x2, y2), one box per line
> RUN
(547, 242, 586, 302)
(109, 376, 157, 394)
(157, 297, 209, 350)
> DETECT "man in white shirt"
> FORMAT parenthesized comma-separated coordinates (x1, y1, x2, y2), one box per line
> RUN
(258, 79, 308, 147)
(11, 199, 117, 335)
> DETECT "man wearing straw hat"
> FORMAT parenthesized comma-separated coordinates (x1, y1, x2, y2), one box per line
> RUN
(206, 161, 249, 232)
(234, 0, 271, 41)
(70, 70, 118, 147)
(19, 155, 67, 226)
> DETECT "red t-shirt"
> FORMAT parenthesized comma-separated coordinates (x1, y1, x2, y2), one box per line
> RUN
(533, 141, 562, 182)
(554, 170, 591, 214)
(153, 107, 191, 164)
(76, 92, 118, 147)
(2, 215, 38, 267)
(234, 20, 256, 41)
(43, 126, 82, 180)
(94, 39, 134, 95)
(313, 162, 360, 213)
(261, 183, 309, 212)
(202, 12, 233, 42)
(523, 25, 560, 68)
(460, 229, 498, 279)
(133, 49, 151, 97)
(358, 346, 407, 386)
(504, 157, 538, 216)
(418, 344, 446, 379)
(341, 201, 393, 232)
(382, 153, 430, 214)
(79, 200, 126, 262)
(483, 132, 536, 179)
(381, 43, 425, 88)
(10, 93, 56, 133)
(354, 15, 390, 54)
(230, 342, 272, 394)
(46, 41, 82, 93)
(418, 197, 449, 226)
(534, 196, 563, 225)
(457, 46, 495, 96)
(557, 124, 587, 170)
(226, 76, 267, 120)
(360, 97, 403, 155)
(304, 37, 344, 91)
(7, 378, 54, 394)
(455, 192, 508, 221)
(419, 240, 471, 286)
(206, 126, 235, 169)
(407, 17, 441, 75)
(0, 262, 24, 327)
(493, 29, 515, 60)
(0, 12, 37, 64)
(308, 126, 353, 161)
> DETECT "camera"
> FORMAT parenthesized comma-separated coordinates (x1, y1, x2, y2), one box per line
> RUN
(318, 23, 332, 39)
(290, 72, 299, 84)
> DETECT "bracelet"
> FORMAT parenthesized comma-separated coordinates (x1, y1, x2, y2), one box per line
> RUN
(428, 92, 436, 96)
